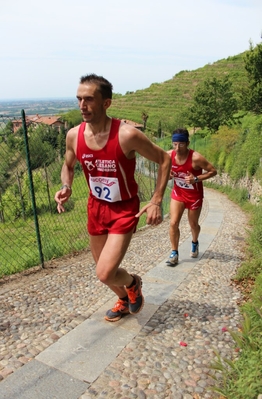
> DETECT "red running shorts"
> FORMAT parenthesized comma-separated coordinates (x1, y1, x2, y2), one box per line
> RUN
(87, 195, 140, 235)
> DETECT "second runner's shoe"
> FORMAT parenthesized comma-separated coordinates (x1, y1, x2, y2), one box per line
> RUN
(166, 250, 179, 266)
(190, 241, 199, 258)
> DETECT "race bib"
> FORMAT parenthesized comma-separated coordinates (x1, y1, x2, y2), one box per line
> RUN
(174, 177, 194, 190)
(89, 176, 121, 202)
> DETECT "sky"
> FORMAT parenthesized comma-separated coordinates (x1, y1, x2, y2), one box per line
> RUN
(1, 0, 261, 100)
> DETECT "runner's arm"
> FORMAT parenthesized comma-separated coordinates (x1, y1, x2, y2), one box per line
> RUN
(185, 152, 217, 184)
(120, 125, 171, 224)
(54, 127, 78, 213)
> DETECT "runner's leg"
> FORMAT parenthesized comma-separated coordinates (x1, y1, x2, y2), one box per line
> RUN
(90, 231, 134, 298)
(187, 207, 202, 242)
(169, 199, 185, 250)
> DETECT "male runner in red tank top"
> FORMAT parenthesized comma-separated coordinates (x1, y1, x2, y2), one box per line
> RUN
(55, 74, 171, 321)
(166, 128, 217, 266)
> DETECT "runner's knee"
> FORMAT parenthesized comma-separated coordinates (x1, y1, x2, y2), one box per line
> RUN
(96, 268, 116, 285)
(170, 220, 180, 229)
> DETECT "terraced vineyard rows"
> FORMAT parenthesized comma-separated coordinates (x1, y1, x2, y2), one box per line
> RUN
(109, 53, 248, 133)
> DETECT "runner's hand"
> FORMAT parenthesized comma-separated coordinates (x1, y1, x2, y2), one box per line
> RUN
(136, 203, 163, 226)
(185, 171, 194, 184)
(54, 188, 71, 213)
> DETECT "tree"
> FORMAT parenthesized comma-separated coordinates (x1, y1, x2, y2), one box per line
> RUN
(242, 42, 262, 113)
(25, 125, 56, 169)
(57, 125, 66, 160)
(157, 121, 162, 138)
(0, 121, 13, 144)
(60, 109, 82, 129)
(142, 112, 149, 130)
(0, 142, 13, 191)
(41, 124, 59, 149)
(1, 170, 49, 221)
(188, 76, 238, 133)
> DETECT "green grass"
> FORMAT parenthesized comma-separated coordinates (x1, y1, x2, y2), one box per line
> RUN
(0, 198, 89, 276)
(0, 220, 42, 275)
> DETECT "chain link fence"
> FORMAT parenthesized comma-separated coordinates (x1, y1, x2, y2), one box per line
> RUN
(0, 111, 171, 278)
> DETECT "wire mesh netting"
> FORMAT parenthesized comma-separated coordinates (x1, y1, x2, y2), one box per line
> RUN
(0, 112, 171, 278)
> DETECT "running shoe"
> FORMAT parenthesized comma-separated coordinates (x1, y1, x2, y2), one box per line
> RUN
(104, 298, 129, 322)
(166, 250, 179, 266)
(190, 241, 199, 258)
(125, 274, 144, 314)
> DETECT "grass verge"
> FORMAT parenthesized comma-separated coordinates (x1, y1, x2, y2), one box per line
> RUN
(206, 182, 262, 399)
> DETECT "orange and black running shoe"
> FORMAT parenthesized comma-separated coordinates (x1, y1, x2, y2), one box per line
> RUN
(104, 298, 129, 322)
(125, 274, 144, 314)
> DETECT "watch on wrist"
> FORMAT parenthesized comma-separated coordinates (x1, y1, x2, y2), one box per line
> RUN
(61, 184, 72, 191)
(194, 176, 199, 183)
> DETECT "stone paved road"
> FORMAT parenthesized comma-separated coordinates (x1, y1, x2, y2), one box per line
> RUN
(0, 189, 248, 399)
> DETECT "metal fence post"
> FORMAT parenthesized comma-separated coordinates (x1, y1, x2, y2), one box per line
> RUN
(21, 109, 44, 268)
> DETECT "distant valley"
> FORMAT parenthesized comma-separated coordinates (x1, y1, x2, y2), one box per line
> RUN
(0, 98, 78, 118)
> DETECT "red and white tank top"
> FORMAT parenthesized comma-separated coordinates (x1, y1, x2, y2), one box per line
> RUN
(76, 118, 138, 202)
(171, 149, 204, 201)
